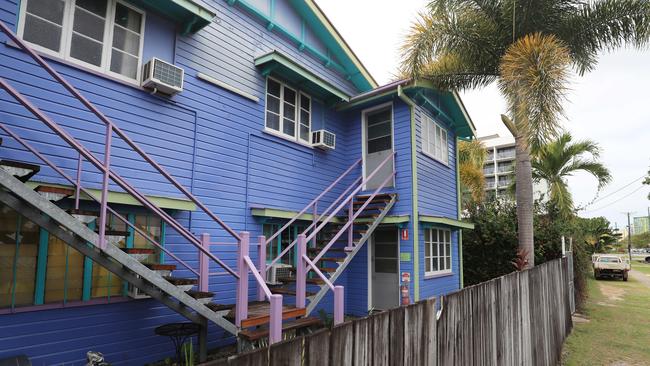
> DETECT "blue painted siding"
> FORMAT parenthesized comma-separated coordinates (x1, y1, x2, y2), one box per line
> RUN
(415, 106, 458, 218)
(0, 1, 464, 364)
(413, 104, 462, 299)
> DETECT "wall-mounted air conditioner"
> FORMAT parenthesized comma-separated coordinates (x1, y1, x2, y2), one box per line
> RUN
(141, 58, 184, 95)
(267, 263, 293, 285)
(312, 129, 336, 150)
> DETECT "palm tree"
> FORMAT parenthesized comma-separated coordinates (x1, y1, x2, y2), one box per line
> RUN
(459, 139, 488, 204)
(401, 0, 650, 268)
(533, 133, 612, 217)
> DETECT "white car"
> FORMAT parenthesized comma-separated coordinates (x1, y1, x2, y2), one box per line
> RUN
(593, 255, 630, 281)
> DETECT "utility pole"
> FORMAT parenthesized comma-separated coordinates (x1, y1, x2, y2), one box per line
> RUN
(625, 212, 634, 263)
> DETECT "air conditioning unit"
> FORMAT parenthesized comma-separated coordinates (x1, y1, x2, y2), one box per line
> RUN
(311, 129, 336, 150)
(141, 58, 184, 95)
(267, 263, 293, 285)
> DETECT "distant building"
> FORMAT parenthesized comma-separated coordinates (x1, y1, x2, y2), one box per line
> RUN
(478, 134, 547, 200)
(634, 217, 650, 235)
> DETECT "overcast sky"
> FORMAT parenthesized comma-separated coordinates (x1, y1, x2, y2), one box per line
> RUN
(318, 0, 650, 231)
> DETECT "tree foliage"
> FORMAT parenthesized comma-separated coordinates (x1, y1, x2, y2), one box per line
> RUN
(458, 139, 488, 203)
(532, 133, 612, 217)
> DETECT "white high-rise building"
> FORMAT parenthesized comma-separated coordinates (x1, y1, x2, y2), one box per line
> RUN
(479, 133, 548, 201)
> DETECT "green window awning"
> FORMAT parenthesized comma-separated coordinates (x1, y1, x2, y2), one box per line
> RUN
(254, 51, 351, 104)
(419, 215, 475, 230)
(127, 0, 215, 34)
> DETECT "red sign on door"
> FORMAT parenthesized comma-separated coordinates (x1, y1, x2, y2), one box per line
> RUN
(401, 228, 409, 241)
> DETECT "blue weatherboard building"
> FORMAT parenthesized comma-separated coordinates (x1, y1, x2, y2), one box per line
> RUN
(0, 0, 475, 364)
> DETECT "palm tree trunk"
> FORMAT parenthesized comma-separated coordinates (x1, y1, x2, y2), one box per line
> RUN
(514, 133, 535, 269)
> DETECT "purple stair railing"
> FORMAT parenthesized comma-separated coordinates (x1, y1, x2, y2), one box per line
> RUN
(0, 21, 285, 341)
(263, 152, 396, 324)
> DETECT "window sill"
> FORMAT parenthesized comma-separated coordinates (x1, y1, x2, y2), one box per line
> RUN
(5, 40, 147, 92)
(421, 150, 450, 168)
(424, 271, 453, 279)
(0, 296, 134, 315)
(263, 128, 314, 149)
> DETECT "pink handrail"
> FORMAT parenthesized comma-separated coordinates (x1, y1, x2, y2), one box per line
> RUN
(0, 122, 201, 277)
(264, 174, 363, 271)
(311, 171, 395, 265)
(304, 152, 396, 244)
(302, 252, 343, 325)
(0, 21, 239, 278)
(264, 158, 362, 246)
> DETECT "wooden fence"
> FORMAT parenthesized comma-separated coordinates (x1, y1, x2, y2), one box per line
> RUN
(207, 256, 573, 366)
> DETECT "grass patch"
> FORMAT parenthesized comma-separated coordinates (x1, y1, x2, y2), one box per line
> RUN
(631, 261, 650, 275)
(562, 274, 650, 365)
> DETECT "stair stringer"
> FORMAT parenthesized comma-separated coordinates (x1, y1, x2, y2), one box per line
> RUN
(0, 168, 237, 335)
(305, 194, 397, 316)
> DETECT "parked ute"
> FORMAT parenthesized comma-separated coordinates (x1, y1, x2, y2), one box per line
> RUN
(593, 255, 630, 281)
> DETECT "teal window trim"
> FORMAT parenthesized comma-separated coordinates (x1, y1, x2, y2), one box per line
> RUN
(9, 215, 22, 310)
(123, 214, 135, 296)
(160, 221, 166, 263)
(82, 221, 96, 301)
(34, 228, 49, 305)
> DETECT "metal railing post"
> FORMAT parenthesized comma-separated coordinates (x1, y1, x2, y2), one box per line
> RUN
(236, 232, 250, 327)
(334, 285, 344, 325)
(258, 235, 266, 302)
(74, 153, 82, 210)
(98, 124, 112, 250)
(312, 201, 318, 247)
(296, 234, 307, 309)
(347, 200, 353, 250)
(269, 294, 283, 344)
(199, 233, 209, 292)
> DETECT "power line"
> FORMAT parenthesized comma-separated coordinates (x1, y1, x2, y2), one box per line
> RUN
(589, 174, 646, 205)
(584, 185, 647, 213)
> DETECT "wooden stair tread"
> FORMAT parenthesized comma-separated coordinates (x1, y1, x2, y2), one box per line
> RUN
(206, 303, 235, 312)
(186, 290, 214, 299)
(319, 257, 345, 262)
(225, 302, 307, 328)
(355, 193, 394, 199)
(278, 277, 325, 285)
(308, 247, 345, 253)
(122, 247, 155, 254)
(238, 317, 322, 341)
(144, 263, 176, 271)
(35, 185, 75, 196)
(270, 287, 316, 296)
(103, 230, 132, 237)
(163, 276, 198, 285)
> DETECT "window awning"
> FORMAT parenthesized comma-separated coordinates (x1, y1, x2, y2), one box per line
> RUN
(419, 215, 475, 229)
(254, 51, 351, 104)
(127, 0, 215, 34)
(25, 182, 197, 211)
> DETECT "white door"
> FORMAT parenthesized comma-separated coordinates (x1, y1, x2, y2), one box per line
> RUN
(363, 105, 394, 190)
(371, 227, 399, 310)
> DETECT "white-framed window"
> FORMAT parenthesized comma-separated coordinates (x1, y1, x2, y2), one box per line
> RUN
(424, 228, 452, 275)
(422, 114, 449, 164)
(265, 77, 312, 144)
(18, 0, 145, 84)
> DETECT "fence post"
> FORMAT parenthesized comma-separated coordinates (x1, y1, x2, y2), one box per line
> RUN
(561, 236, 566, 256)
(258, 235, 266, 302)
(334, 285, 344, 325)
(296, 234, 307, 309)
(199, 233, 209, 292)
(269, 294, 283, 344)
(236, 231, 250, 327)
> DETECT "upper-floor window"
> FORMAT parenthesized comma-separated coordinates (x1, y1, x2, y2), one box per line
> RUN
(422, 115, 449, 165)
(424, 228, 452, 276)
(18, 0, 145, 83)
(265, 78, 311, 145)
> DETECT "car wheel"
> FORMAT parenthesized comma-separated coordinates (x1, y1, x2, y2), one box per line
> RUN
(594, 271, 600, 280)
(623, 272, 628, 281)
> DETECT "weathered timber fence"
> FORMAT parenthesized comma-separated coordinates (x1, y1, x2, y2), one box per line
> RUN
(207, 256, 573, 366)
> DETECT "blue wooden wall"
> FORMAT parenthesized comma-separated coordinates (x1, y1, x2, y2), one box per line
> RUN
(413, 105, 462, 300)
(0, 0, 464, 364)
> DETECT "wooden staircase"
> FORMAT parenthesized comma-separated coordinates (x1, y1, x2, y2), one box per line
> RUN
(267, 192, 398, 316)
